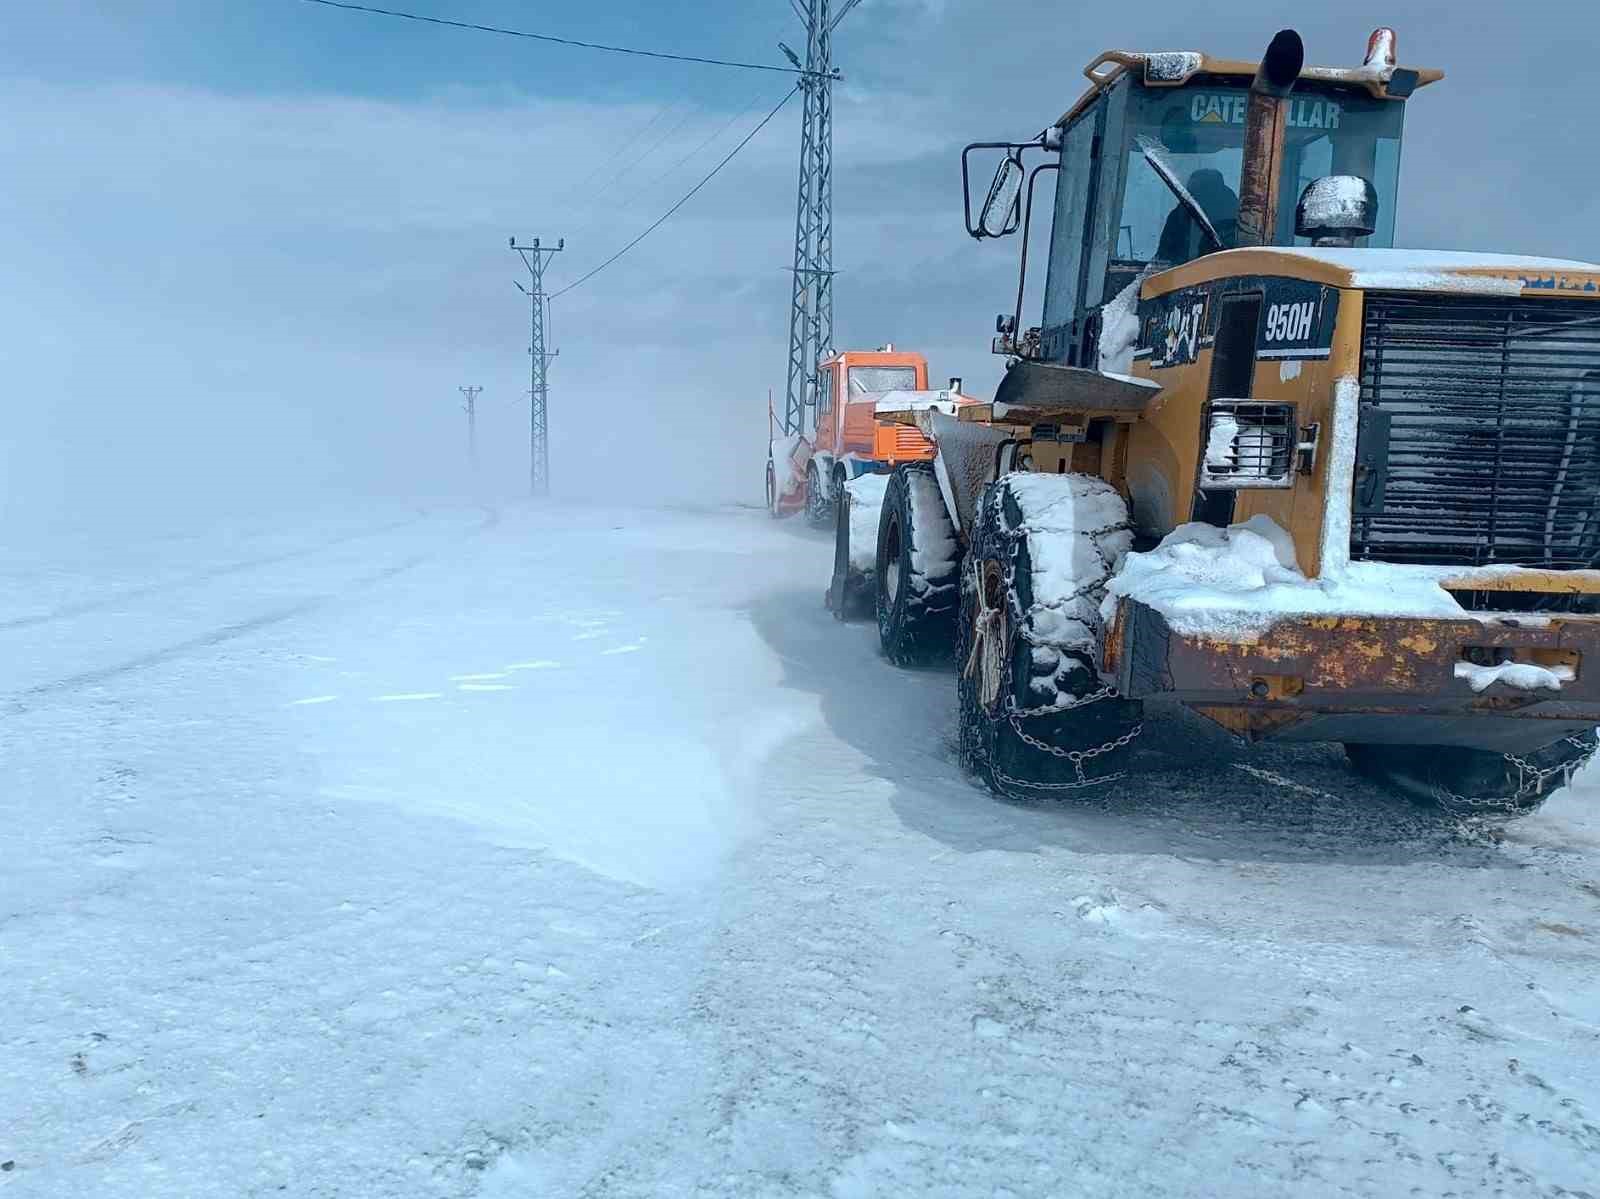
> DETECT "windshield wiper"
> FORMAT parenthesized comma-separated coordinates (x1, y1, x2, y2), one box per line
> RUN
(1134, 135, 1224, 254)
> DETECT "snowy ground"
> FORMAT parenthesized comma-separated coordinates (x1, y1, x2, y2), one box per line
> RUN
(4, 500, 1599, 1197)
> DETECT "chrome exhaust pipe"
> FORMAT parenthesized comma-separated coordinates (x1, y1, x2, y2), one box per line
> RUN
(1235, 29, 1305, 248)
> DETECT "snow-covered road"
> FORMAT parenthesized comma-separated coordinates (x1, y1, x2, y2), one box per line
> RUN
(5, 501, 1599, 1197)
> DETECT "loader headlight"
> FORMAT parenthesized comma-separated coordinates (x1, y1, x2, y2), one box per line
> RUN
(1200, 402, 1295, 489)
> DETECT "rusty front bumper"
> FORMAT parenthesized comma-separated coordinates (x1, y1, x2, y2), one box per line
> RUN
(1103, 600, 1600, 751)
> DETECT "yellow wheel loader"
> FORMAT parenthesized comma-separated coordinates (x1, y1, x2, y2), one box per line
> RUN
(831, 27, 1600, 817)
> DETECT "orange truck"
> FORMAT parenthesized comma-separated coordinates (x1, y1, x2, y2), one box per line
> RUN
(767, 347, 970, 523)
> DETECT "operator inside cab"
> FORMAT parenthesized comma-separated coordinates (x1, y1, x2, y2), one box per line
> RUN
(1155, 168, 1239, 264)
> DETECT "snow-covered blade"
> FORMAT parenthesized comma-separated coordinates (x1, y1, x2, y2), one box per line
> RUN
(769, 434, 809, 501)
(843, 473, 889, 573)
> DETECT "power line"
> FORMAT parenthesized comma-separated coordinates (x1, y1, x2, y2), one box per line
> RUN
(553, 99, 684, 213)
(582, 100, 701, 213)
(296, 0, 808, 75)
(638, 90, 772, 199)
(550, 84, 799, 301)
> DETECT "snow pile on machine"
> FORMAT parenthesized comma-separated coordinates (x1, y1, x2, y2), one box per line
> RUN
(1101, 516, 1487, 644)
(1007, 474, 1133, 661)
(770, 434, 807, 503)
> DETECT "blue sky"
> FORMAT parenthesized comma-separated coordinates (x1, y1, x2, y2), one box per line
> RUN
(5, 1, 1599, 519)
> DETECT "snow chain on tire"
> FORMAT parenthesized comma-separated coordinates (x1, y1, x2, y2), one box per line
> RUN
(1347, 731, 1599, 822)
(1431, 734, 1598, 818)
(959, 477, 1142, 796)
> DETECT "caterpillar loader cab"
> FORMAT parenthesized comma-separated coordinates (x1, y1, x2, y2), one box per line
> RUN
(835, 27, 1600, 817)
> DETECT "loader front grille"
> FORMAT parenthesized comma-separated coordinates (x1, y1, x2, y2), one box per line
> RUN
(1352, 292, 1600, 568)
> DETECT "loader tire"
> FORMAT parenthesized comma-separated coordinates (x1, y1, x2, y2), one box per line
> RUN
(804, 463, 833, 528)
(1346, 731, 1598, 820)
(876, 464, 960, 665)
(956, 474, 1140, 797)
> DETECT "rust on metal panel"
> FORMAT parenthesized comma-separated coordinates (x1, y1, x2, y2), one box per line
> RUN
(1111, 598, 1600, 721)
(1235, 31, 1305, 248)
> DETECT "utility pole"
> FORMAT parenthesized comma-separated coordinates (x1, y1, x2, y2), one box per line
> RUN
(510, 236, 563, 497)
(779, 0, 857, 439)
(458, 385, 482, 473)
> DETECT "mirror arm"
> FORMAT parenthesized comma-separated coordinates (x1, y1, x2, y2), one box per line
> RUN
(962, 136, 1049, 239)
(1011, 162, 1060, 355)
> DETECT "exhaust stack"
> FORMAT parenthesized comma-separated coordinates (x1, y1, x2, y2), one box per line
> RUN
(1235, 29, 1305, 248)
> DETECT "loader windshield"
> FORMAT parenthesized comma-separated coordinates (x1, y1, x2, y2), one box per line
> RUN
(1118, 83, 1404, 268)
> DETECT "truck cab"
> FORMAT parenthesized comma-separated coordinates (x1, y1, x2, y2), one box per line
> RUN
(798, 348, 972, 525)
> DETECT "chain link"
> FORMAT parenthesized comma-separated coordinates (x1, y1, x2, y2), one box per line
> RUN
(1432, 737, 1596, 816)
(965, 488, 1141, 794)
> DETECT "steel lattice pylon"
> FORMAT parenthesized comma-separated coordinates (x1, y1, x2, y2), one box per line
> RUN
(781, 0, 835, 439)
(511, 236, 562, 496)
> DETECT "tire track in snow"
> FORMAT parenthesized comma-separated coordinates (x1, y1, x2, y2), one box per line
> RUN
(3, 508, 500, 715)
(0, 513, 429, 634)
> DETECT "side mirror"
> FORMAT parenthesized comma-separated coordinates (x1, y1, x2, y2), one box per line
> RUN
(977, 155, 1024, 239)
(1296, 175, 1378, 247)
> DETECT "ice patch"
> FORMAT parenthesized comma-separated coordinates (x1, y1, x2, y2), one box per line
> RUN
(506, 660, 560, 671)
(601, 641, 645, 656)
(457, 683, 516, 692)
(372, 692, 443, 702)
(1454, 660, 1574, 693)
(451, 672, 509, 682)
(1278, 358, 1302, 382)
(288, 695, 338, 706)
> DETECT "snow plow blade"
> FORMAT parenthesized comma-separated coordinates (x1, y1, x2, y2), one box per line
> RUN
(1104, 599, 1600, 753)
(827, 487, 873, 621)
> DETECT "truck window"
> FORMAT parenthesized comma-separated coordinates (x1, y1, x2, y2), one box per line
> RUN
(848, 365, 918, 394)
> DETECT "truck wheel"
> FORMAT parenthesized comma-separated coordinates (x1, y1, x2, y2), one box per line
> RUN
(956, 473, 1140, 797)
(1346, 732, 1598, 820)
(804, 463, 832, 528)
(876, 464, 960, 664)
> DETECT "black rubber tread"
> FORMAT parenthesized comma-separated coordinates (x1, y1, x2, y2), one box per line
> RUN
(1346, 731, 1598, 820)
(956, 474, 1140, 795)
(875, 464, 960, 665)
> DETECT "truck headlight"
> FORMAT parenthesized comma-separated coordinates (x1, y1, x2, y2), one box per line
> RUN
(1200, 401, 1295, 489)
